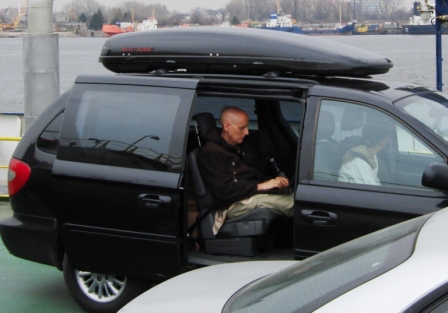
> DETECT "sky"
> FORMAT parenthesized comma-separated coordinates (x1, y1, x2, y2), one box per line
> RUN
(0, 0, 230, 13)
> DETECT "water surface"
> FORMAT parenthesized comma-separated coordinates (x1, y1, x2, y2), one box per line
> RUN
(0, 34, 447, 112)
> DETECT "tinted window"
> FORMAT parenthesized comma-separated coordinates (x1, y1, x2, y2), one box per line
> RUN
(58, 85, 190, 172)
(425, 295, 448, 313)
(396, 92, 448, 144)
(279, 100, 304, 136)
(192, 97, 304, 134)
(313, 100, 443, 190)
(223, 213, 432, 313)
(193, 96, 257, 128)
(37, 112, 63, 154)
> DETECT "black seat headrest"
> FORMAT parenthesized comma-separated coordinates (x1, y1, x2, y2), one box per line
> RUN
(341, 108, 364, 131)
(192, 112, 217, 139)
(317, 110, 336, 141)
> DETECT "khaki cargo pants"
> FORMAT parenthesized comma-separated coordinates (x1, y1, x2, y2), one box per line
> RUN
(213, 193, 294, 235)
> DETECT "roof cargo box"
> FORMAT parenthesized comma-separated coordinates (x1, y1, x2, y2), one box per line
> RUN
(99, 27, 393, 77)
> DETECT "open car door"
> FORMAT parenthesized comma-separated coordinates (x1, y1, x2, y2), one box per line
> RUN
(53, 75, 197, 280)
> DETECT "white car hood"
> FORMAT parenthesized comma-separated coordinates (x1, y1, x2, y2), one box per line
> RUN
(119, 260, 297, 313)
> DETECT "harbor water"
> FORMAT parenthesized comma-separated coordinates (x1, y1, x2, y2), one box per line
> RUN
(0, 34, 448, 113)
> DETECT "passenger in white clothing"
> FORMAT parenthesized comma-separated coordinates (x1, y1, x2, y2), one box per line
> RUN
(338, 153, 381, 185)
(338, 123, 390, 186)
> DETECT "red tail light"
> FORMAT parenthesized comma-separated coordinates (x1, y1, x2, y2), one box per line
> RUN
(8, 158, 31, 197)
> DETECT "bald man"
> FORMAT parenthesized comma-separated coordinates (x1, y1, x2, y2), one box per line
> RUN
(198, 106, 293, 234)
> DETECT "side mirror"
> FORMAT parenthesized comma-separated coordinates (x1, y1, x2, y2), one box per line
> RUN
(422, 162, 448, 191)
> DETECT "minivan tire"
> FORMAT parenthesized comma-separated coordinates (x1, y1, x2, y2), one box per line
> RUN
(63, 255, 150, 313)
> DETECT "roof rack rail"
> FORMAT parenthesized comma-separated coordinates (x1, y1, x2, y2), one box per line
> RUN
(127, 72, 321, 87)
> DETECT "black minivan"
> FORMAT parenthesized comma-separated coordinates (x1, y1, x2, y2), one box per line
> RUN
(3, 27, 448, 313)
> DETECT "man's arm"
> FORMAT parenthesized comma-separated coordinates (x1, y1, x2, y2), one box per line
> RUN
(257, 176, 290, 191)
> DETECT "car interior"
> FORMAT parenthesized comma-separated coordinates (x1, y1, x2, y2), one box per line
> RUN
(314, 100, 443, 190)
(185, 96, 303, 258)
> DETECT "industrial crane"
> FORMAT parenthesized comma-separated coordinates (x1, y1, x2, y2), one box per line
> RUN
(1, 0, 27, 31)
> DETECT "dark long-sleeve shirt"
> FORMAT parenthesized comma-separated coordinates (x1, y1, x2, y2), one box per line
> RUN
(198, 129, 271, 211)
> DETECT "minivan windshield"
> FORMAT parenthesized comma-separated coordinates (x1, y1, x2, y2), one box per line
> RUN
(396, 92, 448, 142)
(222, 213, 432, 313)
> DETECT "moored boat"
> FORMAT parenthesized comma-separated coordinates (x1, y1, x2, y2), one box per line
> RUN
(300, 22, 355, 35)
(402, 1, 448, 34)
(102, 13, 157, 37)
(102, 22, 135, 37)
(136, 18, 158, 31)
(259, 12, 305, 34)
(259, 3, 354, 36)
(136, 8, 158, 31)
(404, 23, 448, 34)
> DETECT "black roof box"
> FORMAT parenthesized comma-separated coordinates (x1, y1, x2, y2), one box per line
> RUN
(99, 27, 393, 77)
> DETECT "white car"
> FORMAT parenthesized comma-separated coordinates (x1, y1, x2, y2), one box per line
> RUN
(120, 207, 448, 313)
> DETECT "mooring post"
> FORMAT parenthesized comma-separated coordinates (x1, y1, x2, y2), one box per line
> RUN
(23, 0, 59, 132)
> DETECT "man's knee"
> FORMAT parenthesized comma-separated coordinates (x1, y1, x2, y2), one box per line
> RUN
(227, 194, 294, 219)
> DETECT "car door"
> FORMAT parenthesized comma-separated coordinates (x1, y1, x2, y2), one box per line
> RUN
(53, 75, 198, 281)
(295, 96, 448, 259)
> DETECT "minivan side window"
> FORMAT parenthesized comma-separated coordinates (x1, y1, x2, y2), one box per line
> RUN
(192, 97, 257, 129)
(313, 100, 443, 190)
(58, 86, 186, 172)
(279, 100, 304, 136)
(37, 112, 63, 154)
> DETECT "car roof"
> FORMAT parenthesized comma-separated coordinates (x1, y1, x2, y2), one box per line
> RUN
(315, 207, 448, 312)
(307, 76, 434, 103)
(118, 261, 297, 313)
(75, 72, 436, 106)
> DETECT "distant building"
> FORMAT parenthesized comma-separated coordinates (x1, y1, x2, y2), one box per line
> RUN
(356, 0, 380, 14)
(54, 21, 87, 32)
(53, 11, 87, 32)
(54, 12, 69, 23)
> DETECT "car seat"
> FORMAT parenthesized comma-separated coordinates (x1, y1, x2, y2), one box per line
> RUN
(314, 110, 342, 181)
(339, 114, 392, 184)
(189, 112, 281, 257)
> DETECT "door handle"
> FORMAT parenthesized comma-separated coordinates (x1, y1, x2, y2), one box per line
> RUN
(301, 209, 337, 226)
(138, 194, 171, 208)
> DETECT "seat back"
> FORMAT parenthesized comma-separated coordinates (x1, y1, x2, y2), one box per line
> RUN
(314, 110, 342, 181)
(188, 148, 216, 239)
(192, 112, 217, 146)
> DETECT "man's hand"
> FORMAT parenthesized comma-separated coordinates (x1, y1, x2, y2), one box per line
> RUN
(257, 176, 289, 191)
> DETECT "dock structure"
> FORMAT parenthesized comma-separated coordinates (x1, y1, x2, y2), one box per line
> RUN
(24, 0, 59, 131)
(433, 0, 448, 90)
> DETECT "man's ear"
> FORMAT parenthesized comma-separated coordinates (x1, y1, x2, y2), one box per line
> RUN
(222, 121, 230, 131)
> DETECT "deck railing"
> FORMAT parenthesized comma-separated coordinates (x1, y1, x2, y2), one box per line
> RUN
(0, 137, 21, 198)
(0, 113, 23, 199)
